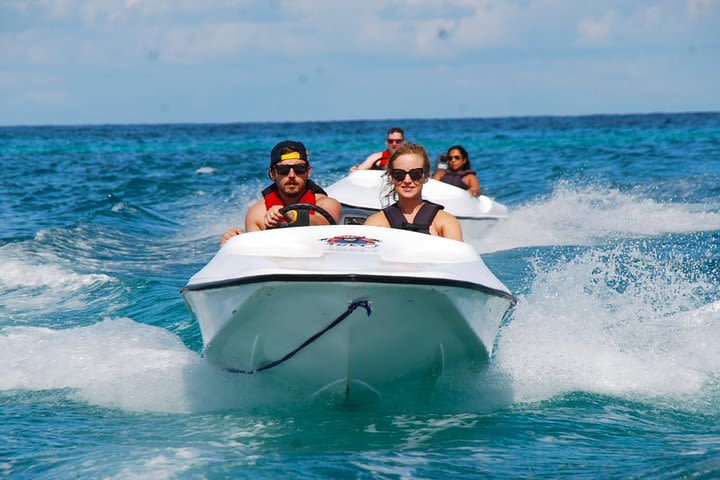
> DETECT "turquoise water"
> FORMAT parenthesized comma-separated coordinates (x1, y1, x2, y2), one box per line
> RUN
(2, 113, 720, 478)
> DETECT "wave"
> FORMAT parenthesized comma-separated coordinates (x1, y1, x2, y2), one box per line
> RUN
(473, 183, 720, 253)
(494, 241, 720, 410)
(0, 247, 115, 317)
(0, 318, 270, 413)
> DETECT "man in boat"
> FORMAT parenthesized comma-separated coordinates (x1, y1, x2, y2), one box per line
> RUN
(350, 127, 405, 171)
(221, 140, 342, 245)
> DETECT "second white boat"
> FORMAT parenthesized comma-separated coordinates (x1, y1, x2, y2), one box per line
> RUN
(325, 170, 509, 238)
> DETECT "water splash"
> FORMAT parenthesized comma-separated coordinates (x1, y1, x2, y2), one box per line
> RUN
(496, 241, 720, 409)
(0, 318, 277, 413)
(474, 183, 720, 253)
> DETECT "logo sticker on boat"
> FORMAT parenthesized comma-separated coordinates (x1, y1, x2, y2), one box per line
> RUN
(321, 235, 381, 248)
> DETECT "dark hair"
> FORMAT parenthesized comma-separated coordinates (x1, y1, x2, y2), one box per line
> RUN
(387, 127, 404, 137)
(446, 145, 471, 170)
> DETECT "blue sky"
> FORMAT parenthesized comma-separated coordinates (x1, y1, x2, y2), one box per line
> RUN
(1, 0, 718, 126)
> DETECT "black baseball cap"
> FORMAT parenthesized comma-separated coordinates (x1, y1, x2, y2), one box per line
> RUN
(270, 140, 309, 167)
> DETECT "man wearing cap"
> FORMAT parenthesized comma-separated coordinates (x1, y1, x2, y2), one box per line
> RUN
(221, 140, 341, 245)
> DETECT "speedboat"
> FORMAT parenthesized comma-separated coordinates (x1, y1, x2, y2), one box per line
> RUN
(325, 170, 509, 237)
(182, 221, 516, 402)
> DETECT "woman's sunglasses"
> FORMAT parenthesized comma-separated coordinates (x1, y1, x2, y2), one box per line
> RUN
(273, 163, 309, 175)
(390, 168, 425, 182)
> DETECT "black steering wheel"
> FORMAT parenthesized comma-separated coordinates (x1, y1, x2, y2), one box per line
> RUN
(278, 203, 337, 227)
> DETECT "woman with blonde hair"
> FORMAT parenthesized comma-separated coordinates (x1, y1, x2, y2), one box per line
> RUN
(364, 143, 463, 241)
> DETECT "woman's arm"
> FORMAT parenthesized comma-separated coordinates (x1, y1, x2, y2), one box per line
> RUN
(463, 174, 481, 197)
(363, 211, 390, 227)
(435, 211, 463, 242)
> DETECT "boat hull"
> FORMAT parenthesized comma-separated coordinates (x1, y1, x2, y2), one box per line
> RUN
(182, 225, 515, 402)
(183, 276, 513, 400)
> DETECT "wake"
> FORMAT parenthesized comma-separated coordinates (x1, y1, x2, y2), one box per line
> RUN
(472, 183, 720, 253)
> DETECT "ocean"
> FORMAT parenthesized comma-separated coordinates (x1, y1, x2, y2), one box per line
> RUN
(1, 113, 719, 478)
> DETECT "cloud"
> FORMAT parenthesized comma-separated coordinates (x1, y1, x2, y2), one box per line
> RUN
(8, 89, 72, 107)
(688, 0, 716, 16)
(577, 12, 615, 45)
(0, 0, 718, 125)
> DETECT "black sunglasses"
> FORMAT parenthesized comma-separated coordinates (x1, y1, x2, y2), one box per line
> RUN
(274, 163, 309, 175)
(387, 139, 403, 144)
(390, 168, 425, 182)
(448, 155, 463, 160)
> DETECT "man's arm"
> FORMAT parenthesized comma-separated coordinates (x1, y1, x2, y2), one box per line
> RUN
(220, 227, 243, 246)
(220, 200, 266, 245)
(312, 195, 342, 225)
(350, 152, 382, 172)
(244, 201, 268, 232)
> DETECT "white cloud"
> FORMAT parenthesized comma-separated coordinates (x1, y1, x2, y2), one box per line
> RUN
(688, 0, 716, 16)
(9, 89, 72, 107)
(577, 12, 615, 45)
(0, 0, 718, 124)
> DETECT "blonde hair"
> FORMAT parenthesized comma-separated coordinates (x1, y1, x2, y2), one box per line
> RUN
(379, 142, 431, 206)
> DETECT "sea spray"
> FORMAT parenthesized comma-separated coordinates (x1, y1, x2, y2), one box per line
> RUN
(495, 238, 720, 408)
(474, 182, 720, 253)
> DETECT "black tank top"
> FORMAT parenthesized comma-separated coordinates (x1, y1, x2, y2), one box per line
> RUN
(381, 201, 444, 235)
(440, 170, 475, 190)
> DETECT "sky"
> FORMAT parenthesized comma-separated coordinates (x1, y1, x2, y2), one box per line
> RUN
(0, 0, 718, 126)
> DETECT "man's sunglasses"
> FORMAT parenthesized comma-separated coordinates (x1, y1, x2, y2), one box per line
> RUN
(273, 163, 309, 175)
(387, 139, 404, 144)
(390, 168, 425, 182)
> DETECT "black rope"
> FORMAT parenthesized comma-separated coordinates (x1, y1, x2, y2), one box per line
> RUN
(226, 299, 372, 374)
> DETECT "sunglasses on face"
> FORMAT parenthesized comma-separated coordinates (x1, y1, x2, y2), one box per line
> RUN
(387, 138, 403, 144)
(390, 168, 425, 182)
(273, 163, 309, 175)
(448, 155, 463, 160)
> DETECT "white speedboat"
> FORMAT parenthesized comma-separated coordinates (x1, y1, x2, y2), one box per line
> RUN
(325, 170, 509, 237)
(182, 222, 515, 402)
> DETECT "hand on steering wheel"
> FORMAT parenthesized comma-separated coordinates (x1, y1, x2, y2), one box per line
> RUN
(277, 203, 337, 227)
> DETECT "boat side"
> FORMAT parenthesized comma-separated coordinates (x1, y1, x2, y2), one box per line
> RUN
(324, 170, 509, 222)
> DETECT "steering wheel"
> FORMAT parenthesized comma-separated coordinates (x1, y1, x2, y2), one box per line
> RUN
(278, 203, 337, 227)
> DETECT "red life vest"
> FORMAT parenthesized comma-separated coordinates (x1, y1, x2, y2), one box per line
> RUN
(263, 188, 317, 211)
(371, 150, 391, 170)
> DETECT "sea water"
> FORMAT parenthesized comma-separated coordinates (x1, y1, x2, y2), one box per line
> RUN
(1, 113, 719, 478)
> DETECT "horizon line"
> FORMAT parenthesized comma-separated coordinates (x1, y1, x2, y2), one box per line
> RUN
(1, 110, 717, 129)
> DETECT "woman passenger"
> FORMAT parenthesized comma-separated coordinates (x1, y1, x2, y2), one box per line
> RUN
(432, 145, 480, 197)
(364, 143, 463, 241)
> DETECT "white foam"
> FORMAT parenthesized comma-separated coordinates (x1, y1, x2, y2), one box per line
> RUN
(474, 183, 720, 252)
(179, 181, 260, 242)
(0, 248, 114, 314)
(195, 167, 217, 174)
(0, 255, 112, 290)
(106, 448, 203, 480)
(0, 318, 282, 413)
(495, 245, 720, 406)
